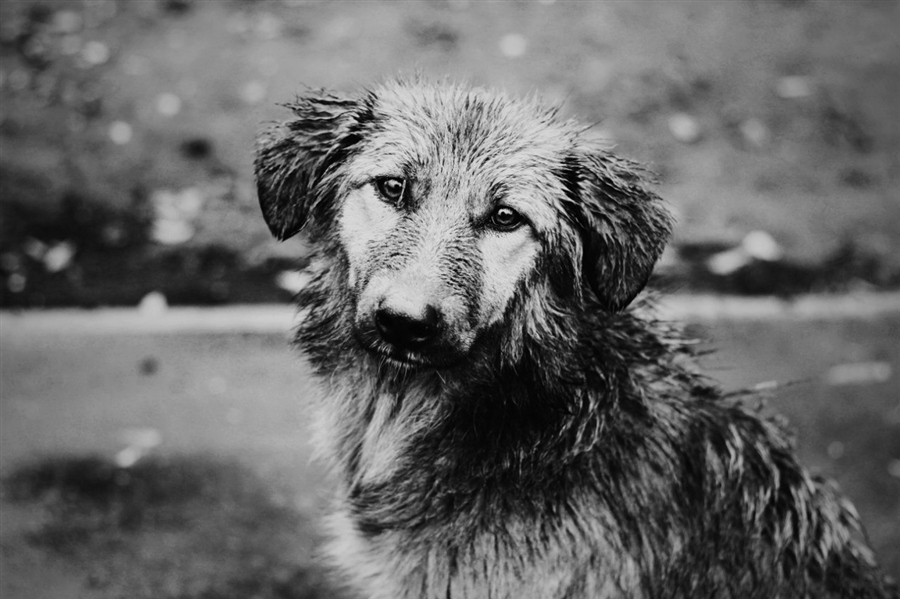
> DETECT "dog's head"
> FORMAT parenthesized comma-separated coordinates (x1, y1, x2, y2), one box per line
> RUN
(256, 80, 672, 370)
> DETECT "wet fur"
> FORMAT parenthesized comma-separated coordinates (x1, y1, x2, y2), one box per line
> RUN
(256, 78, 896, 598)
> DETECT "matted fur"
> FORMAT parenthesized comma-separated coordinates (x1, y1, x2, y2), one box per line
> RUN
(255, 78, 896, 599)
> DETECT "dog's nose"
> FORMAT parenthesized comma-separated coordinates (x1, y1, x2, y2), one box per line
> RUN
(375, 301, 441, 350)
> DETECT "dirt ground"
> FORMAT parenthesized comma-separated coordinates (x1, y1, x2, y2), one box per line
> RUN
(1, 311, 898, 598)
(1, 0, 899, 306)
(1, 327, 336, 599)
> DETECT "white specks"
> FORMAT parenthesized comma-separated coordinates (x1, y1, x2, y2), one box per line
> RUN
(118, 427, 163, 449)
(668, 113, 701, 144)
(888, 460, 900, 479)
(742, 230, 782, 261)
(276, 270, 313, 294)
(739, 118, 770, 149)
(138, 291, 169, 315)
(706, 231, 782, 275)
(109, 120, 133, 145)
(43, 242, 76, 273)
(776, 76, 814, 100)
(115, 427, 162, 468)
(706, 248, 749, 276)
(115, 446, 144, 468)
(22, 238, 48, 261)
(151, 219, 194, 245)
(80, 40, 110, 66)
(7, 273, 26, 293)
(825, 361, 892, 386)
(149, 187, 205, 245)
(499, 33, 528, 58)
(240, 80, 268, 105)
(751, 380, 780, 392)
(156, 92, 182, 117)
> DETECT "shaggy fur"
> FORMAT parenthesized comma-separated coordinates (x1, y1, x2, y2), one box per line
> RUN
(255, 78, 896, 599)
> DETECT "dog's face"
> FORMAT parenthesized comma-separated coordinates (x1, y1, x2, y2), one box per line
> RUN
(256, 81, 672, 369)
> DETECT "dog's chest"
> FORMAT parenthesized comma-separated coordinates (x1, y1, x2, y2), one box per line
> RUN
(315, 375, 441, 487)
(355, 390, 411, 485)
(315, 374, 645, 597)
(324, 497, 643, 599)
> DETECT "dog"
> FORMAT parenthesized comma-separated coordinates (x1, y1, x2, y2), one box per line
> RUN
(255, 78, 897, 599)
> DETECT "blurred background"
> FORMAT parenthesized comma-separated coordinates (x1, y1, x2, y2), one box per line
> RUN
(0, 1, 898, 597)
(1, 0, 899, 305)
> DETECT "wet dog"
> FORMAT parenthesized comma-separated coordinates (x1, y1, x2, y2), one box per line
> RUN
(255, 79, 897, 598)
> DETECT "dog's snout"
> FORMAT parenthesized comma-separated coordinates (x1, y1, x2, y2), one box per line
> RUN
(375, 299, 442, 350)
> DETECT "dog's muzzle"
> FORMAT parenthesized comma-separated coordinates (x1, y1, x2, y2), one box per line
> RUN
(355, 290, 466, 369)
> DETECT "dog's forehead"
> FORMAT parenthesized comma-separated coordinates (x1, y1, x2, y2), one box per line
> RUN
(354, 85, 575, 202)
(340, 86, 578, 220)
(375, 87, 569, 158)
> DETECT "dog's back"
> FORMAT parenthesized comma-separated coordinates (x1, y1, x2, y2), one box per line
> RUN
(255, 79, 897, 599)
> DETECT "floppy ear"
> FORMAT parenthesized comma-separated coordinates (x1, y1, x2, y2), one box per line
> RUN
(561, 148, 673, 312)
(255, 90, 365, 240)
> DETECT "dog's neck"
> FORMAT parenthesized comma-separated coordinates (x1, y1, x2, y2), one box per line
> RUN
(303, 295, 684, 478)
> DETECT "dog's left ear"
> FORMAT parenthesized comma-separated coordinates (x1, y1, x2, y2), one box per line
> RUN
(255, 90, 366, 240)
(562, 148, 673, 312)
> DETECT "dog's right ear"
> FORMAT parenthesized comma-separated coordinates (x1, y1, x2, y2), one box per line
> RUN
(255, 90, 365, 240)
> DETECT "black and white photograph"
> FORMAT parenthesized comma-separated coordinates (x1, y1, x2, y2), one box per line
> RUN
(1, 1, 898, 597)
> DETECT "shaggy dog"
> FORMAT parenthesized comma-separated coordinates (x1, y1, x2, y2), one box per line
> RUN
(255, 79, 896, 599)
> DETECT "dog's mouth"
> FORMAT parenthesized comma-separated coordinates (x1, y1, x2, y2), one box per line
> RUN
(370, 347, 455, 370)
(353, 330, 464, 371)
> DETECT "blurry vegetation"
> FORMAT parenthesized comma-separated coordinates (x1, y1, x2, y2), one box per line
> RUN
(0, 0, 898, 306)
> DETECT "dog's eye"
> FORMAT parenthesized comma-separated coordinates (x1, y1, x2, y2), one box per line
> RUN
(488, 206, 524, 231)
(375, 177, 405, 203)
